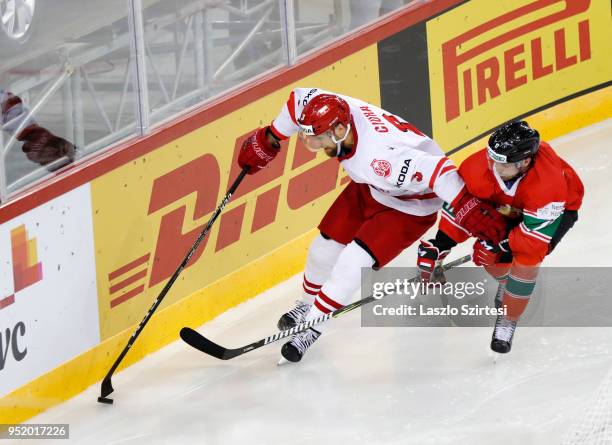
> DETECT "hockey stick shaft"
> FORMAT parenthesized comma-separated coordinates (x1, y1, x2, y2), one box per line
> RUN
(99, 167, 250, 402)
(180, 254, 472, 360)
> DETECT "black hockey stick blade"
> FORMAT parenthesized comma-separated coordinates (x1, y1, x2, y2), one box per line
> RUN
(181, 254, 471, 361)
(180, 327, 242, 360)
(97, 377, 114, 404)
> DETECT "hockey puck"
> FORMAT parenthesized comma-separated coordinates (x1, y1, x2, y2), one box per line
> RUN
(97, 396, 114, 404)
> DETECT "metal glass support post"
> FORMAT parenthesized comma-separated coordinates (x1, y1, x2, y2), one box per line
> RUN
(201, 7, 214, 92)
(127, 0, 150, 136)
(62, 69, 75, 147)
(72, 67, 85, 151)
(279, 0, 297, 66)
(194, 10, 206, 91)
(0, 123, 7, 203)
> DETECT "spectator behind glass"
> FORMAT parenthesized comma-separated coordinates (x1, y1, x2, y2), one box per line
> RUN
(1, 89, 76, 169)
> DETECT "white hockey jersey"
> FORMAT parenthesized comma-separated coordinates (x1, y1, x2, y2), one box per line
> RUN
(270, 88, 465, 216)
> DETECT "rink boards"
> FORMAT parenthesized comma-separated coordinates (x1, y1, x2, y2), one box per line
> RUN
(0, 0, 610, 424)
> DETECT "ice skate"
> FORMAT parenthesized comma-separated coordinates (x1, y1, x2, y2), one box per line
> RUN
(277, 300, 311, 331)
(280, 328, 321, 363)
(491, 315, 517, 354)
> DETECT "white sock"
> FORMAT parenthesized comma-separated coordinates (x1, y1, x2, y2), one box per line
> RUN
(304, 241, 375, 332)
(300, 234, 344, 305)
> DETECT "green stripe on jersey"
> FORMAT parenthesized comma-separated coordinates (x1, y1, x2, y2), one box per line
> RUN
(523, 213, 563, 238)
(442, 202, 455, 216)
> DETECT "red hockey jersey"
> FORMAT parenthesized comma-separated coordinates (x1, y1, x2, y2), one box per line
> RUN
(441, 141, 584, 265)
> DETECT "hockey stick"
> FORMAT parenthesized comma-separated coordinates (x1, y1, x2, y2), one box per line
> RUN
(98, 167, 250, 404)
(180, 254, 472, 360)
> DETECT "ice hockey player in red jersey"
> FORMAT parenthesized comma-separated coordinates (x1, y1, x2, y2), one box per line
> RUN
(237, 88, 508, 362)
(416, 121, 584, 354)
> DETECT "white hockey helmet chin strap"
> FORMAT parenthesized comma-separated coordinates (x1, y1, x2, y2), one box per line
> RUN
(331, 123, 351, 156)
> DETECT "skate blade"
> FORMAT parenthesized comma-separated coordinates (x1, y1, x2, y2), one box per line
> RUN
(277, 357, 290, 366)
(488, 348, 502, 364)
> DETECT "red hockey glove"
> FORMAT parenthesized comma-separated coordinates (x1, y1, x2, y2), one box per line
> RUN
(416, 239, 450, 283)
(472, 239, 510, 266)
(452, 192, 507, 243)
(238, 127, 279, 174)
(17, 124, 76, 166)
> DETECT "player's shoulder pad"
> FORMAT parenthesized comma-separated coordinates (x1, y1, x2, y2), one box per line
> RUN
(294, 87, 324, 108)
(520, 141, 568, 208)
(458, 148, 487, 181)
(457, 149, 492, 198)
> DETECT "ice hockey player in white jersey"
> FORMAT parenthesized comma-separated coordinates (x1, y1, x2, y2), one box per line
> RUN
(237, 88, 507, 362)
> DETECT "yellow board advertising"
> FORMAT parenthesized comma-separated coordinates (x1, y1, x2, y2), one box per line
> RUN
(91, 46, 381, 339)
(427, 0, 612, 151)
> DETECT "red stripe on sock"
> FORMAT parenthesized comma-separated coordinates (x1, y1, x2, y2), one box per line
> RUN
(303, 283, 319, 295)
(303, 276, 322, 290)
(317, 291, 343, 310)
(314, 299, 332, 314)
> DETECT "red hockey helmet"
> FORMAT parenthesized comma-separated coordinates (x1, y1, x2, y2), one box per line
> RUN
(297, 94, 351, 136)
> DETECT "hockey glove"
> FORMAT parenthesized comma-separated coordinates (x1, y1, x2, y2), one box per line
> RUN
(417, 239, 450, 283)
(549, 210, 578, 253)
(17, 124, 76, 167)
(238, 127, 280, 174)
(452, 192, 507, 243)
(472, 239, 511, 266)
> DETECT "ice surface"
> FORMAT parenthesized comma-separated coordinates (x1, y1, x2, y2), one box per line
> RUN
(23, 119, 612, 445)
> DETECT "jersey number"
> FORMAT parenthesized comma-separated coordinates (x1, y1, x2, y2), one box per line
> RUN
(382, 114, 425, 136)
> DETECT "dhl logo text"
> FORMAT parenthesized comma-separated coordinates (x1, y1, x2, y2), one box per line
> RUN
(106, 132, 346, 309)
